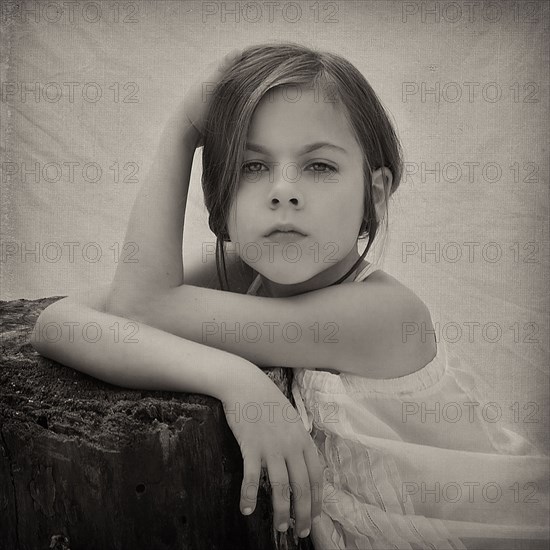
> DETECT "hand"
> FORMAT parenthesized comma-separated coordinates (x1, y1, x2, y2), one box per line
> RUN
(181, 48, 244, 148)
(222, 380, 324, 538)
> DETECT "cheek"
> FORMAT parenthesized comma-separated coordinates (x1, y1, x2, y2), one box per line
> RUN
(324, 184, 364, 241)
(226, 191, 251, 240)
(333, 190, 363, 226)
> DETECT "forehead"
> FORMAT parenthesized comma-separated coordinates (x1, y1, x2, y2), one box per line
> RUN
(246, 85, 358, 154)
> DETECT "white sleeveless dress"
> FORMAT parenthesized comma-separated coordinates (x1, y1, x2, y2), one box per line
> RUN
(246, 263, 549, 550)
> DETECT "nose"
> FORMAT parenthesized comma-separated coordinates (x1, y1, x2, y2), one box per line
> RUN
(268, 171, 304, 210)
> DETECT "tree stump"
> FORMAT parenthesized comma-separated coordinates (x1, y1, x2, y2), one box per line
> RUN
(0, 297, 315, 550)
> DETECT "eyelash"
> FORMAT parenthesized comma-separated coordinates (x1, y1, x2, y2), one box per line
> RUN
(241, 161, 337, 175)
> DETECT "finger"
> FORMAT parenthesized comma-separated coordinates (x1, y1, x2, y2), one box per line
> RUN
(303, 442, 324, 521)
(286, 455, 312, 538)
(240, 453, 261, 515)
(265, 455, 291, 532)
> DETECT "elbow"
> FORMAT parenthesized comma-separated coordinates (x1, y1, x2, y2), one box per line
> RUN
(30, 299, 66, 355)
(29, 296, 85, 355)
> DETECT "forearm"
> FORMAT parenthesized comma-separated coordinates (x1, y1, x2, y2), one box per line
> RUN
(108, 116, 199, 308)
(30, 299, 269, 403)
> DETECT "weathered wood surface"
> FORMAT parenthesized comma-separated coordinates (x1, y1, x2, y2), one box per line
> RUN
(0, 297, 315, 550)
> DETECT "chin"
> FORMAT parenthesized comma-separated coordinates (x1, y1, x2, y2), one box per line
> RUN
(257, 262, 319, 285)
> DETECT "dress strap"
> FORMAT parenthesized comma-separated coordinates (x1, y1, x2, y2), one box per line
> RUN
(245, 273, 262, 295)
(354, 261, 380, 282)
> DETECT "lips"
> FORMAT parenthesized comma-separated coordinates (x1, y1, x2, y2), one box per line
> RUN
(264, 223, 307, 237)
(265, 231, 308, 243)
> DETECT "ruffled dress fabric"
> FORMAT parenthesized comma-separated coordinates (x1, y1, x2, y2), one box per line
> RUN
(246, 264, 549, 549)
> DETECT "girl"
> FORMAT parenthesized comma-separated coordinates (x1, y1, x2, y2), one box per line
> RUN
(32, 43, 548, 549)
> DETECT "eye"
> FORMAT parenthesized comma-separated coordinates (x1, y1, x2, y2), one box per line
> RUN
(241, 161, 267, 173)
(307, 162, 337, 174)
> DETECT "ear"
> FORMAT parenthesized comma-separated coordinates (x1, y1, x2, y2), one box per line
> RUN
(371, 167, 392, 223)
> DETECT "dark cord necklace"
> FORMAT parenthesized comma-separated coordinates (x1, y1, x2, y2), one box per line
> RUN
(329, 242, 371, 287)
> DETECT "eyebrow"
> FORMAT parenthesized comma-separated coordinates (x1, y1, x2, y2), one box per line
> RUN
(245, 141, 347, 156)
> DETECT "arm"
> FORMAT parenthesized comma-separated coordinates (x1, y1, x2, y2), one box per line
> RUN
(106, 113, 198, 313)
(30, 293, 264, 401)
(110, 271, 436, 378)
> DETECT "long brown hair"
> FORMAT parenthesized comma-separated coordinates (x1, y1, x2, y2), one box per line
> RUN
(201, 41, 403, 291)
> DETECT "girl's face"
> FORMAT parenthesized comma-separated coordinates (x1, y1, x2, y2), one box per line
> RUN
(227, 84, 365, 296)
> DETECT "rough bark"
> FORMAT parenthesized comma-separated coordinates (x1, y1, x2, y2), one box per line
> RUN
(0, 297, 315, 550)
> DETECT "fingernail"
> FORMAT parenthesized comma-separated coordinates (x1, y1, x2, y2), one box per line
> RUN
(242, 507, 252, 515)
(313, 515, 322, 524)
(300, 528, 310, 538)
(277, 522, 288, 532)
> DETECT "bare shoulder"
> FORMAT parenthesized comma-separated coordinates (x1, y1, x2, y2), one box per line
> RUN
(373, 269, 437, 378)
(325, 268, 438, 379)
(364, 268, 429, 313)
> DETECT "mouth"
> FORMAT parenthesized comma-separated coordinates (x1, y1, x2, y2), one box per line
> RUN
(264, 224, 308, 238)
(266, 230, 306, 237)
(264, 230, 308, 242)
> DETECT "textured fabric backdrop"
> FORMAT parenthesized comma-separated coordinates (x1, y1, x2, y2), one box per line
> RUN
(1, 0, 548, 450)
